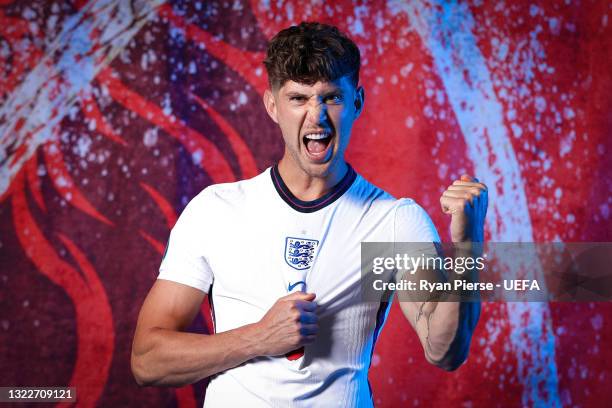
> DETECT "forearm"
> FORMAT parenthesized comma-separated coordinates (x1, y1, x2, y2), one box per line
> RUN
(403, 172, 486, 370)
(400, 244, 481, 370)
(131, 323, 263, 387)
(410, 300, 480, 370)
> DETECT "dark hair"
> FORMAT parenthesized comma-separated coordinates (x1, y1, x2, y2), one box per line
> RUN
(263, 22, 360, 90)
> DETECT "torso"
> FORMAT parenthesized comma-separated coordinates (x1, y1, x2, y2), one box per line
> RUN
(160, 165, 436, 407)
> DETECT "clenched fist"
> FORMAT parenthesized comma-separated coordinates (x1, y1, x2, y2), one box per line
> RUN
(253, 291, 318, 357)
(440, 174, 488, 243)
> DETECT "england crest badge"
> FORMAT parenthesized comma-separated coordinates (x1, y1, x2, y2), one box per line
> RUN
(284, 237, 319, 270)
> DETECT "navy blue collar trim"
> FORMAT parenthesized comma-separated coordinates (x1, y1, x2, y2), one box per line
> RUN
(270, 164, 356, 213)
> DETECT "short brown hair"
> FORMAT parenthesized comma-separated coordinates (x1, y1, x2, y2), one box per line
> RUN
(263, 22, 360, 90)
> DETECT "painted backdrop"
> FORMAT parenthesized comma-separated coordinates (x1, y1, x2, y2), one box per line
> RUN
(1, 0, 611, 407)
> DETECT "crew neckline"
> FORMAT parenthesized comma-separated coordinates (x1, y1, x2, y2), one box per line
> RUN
(270, 164, 357, 213)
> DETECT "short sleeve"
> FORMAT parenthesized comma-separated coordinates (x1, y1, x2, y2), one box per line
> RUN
(158, 194, 214, 293)
(392, 199, 441, 284)
(393, 198, 440, 243)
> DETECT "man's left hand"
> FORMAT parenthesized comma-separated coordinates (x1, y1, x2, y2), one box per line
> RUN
(440, 174, 488, 243)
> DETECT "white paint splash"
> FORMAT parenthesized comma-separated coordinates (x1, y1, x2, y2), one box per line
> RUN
(390, 1, 560, 406)
(0, 0, 164, 195)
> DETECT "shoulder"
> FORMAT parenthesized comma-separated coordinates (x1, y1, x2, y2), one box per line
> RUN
(393, 197, 431, 224)
(349, 169, 431, 213)
(393, 198, 440, 242)
(185, 168, 271, 214)
(350, 169, 438, 241)
(349, 171, 395, 206)
(350, 172, 431, 222)
(394, 197, 423, 212)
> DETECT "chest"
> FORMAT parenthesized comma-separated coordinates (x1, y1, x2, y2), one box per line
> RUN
(206, 203, 393, 314)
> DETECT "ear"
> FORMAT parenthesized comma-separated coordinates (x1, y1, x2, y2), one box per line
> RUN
(263, 89, 279, 124)
(353, 86, 365, 118)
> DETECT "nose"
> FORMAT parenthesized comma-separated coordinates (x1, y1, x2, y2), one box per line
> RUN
(306, 99, 328, 125)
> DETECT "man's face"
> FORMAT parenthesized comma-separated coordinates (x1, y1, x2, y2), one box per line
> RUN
(264, 76, 364, 178)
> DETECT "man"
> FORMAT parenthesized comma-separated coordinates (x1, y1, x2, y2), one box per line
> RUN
(131, 22, 486, 406)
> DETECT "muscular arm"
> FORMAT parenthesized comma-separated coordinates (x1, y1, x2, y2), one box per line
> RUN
(397, 244, 481, 370)
(399, 291, 480, 371)
(131, 280, 261, 386)
(398, 174, 486, 371)
(131, 280, 318, 386)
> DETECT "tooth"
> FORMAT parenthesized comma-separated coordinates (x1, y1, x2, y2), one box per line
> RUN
(305, 133, 329, 140)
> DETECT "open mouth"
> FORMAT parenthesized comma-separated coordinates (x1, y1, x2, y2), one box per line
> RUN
(302, 131, 333, 160)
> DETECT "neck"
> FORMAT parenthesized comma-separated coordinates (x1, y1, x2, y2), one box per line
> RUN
(277, 158, 348, 201)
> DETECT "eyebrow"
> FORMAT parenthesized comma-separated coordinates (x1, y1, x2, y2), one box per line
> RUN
(285, 90, 344, 99)
(285, 91, 308, 98)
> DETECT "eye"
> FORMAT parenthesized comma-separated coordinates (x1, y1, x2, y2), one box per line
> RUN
(290, 96, 306, 102)
(325, 95, 343, 104)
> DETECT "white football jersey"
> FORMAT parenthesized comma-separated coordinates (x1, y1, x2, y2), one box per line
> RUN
(158, 164, 439, 407)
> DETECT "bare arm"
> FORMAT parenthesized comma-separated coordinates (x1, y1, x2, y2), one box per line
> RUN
(399, 292, 480, 371)
(399, 174, 486, 371)
(131, 280, 318, 386)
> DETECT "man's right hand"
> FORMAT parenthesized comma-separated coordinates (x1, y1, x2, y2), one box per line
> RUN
(254, 292, 318, 356)
(131, 282, 317, 386)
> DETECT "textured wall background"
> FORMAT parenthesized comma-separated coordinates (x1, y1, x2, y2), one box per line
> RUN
(1, 0, 610, 406)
